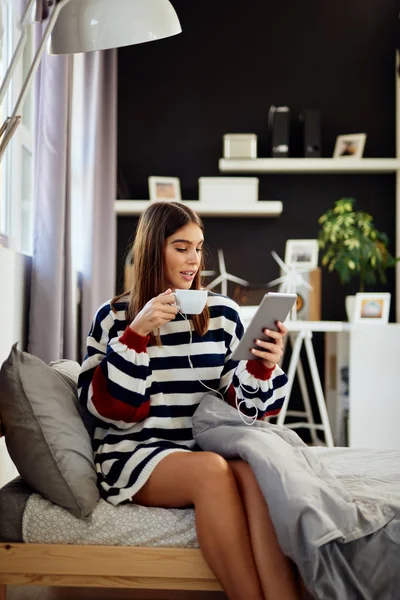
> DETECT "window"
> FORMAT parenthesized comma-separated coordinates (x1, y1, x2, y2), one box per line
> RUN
(0, 1, 35, 255)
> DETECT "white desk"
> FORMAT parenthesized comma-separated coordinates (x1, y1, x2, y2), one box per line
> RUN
(325, 324, 400, 450)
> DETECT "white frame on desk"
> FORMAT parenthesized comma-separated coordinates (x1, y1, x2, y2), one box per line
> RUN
(352, 292, 391, 324)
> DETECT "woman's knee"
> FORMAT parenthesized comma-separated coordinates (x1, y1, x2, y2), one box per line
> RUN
(132, 451, 230, 507)
(190, 452, 233, 497)
(194, 451, 230, 480)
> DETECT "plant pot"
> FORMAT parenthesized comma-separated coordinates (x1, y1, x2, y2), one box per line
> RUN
(345, 295, 355, 322)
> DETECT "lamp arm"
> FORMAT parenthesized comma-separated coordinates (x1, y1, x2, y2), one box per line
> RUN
(0, 0, 72, 159)
(0, 0, 37, 105)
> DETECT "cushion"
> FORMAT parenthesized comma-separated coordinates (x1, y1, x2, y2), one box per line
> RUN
(0, 476, 33, 542)
(50, 359, 96, 436)
(0, 344, 99, 518)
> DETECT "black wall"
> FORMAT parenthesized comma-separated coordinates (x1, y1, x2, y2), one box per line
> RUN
(117, 0, 399, 324)
(116, 1, 399, 439)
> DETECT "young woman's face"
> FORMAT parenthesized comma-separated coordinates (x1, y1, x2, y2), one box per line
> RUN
(164, 222, 204, 291)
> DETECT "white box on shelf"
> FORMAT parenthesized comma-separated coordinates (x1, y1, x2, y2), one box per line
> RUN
(223, 134, 257, 159)
(198, 177, 259, 204)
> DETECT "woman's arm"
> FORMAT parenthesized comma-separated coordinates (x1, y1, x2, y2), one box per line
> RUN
(219, 306, 288, 420)
(78, 303, 153, 429)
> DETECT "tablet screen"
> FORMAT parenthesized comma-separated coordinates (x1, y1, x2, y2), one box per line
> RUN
(232, 292, 296, 362)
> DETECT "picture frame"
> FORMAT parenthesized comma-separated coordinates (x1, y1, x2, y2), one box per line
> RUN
(333, 133, 367, 159)
(284, 239, 319, 269)
(148, 176, 181, 202)
(353, 292, 391, 324)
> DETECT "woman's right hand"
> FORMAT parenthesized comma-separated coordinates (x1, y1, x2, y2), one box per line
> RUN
(130, 289, 178, 337)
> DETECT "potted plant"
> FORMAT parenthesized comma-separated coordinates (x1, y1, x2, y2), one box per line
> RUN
(318, 197, 398, 318)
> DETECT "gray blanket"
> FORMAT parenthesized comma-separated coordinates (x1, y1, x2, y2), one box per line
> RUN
(192, 394, 400, 600)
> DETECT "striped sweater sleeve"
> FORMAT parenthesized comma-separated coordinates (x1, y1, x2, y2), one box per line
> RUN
(78, 303, 153, 429)
(219, 302, 288, 419)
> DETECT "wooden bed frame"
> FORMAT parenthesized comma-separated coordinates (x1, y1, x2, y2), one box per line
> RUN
(0, 423, 221, 598)
(0, 544, 221, 598)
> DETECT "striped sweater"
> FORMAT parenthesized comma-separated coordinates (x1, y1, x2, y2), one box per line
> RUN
(78, 292, 288, 505)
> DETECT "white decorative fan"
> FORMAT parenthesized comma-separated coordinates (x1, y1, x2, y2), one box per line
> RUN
(267, 250, 314, 319)
(206, 249, 249, 296)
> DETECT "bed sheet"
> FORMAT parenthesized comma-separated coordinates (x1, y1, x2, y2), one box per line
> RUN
(20, 446, 400, 548)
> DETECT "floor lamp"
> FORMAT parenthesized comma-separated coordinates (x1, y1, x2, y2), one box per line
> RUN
(0, 0, 182, 159)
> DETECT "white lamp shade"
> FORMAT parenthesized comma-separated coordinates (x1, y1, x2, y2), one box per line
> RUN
(50, 0, 182, 54)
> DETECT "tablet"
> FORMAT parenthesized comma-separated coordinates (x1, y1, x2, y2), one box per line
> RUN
(232, 292, 297, 361)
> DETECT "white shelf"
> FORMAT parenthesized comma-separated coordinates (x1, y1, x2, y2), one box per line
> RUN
(219, 158, 400, 174)
(115, 200, 283, 217)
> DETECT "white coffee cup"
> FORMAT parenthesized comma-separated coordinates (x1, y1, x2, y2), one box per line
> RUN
(174, 289, 208, 314)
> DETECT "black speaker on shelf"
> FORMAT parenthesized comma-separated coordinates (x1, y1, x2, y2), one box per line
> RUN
(268, 105, 290, 157)
(299, 109, 321, 158)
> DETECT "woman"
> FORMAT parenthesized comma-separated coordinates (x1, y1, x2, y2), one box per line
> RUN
(78, 201, 300, 600)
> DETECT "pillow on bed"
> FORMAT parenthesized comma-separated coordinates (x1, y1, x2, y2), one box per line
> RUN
(0, 344, 99, 519)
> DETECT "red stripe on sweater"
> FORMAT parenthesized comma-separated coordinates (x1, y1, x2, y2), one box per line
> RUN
(264, 408, 281, 417)
(91, 366, 150, 423)
(246, 359, 275, 381)
(225, 383, 237, 409)
(119, 326, 150, 353)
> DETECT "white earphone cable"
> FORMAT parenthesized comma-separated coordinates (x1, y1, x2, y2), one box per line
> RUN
(179, 312, 259, 426)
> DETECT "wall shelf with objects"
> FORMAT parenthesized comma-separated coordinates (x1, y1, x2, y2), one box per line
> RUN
(114, 200, 283, 217)
(219, 158, 400, 174)
(217, 51, 400, 322)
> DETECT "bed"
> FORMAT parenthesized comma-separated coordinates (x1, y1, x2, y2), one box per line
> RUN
(1, 443, 400, 599)
(0, 347, 399, 599)
(0, 473, 221, 597)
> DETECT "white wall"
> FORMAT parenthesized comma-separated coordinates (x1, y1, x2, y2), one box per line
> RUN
(0, 246, 31, 487)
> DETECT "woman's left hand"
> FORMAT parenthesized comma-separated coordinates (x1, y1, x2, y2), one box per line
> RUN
(250, 321, 288, 369)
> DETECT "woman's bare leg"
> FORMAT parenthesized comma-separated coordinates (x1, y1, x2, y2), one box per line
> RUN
(133, 451, 264, 600)
(229, 460, 300, 600)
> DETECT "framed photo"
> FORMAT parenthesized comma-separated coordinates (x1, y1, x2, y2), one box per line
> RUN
(353, 292, 391, 324)
(284, 239, 319, 269)
(333, 133, 367, 159)
(148, 176, 181, 202)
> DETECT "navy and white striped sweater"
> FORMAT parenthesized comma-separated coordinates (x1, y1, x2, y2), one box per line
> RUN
(78, 292, 288, 505)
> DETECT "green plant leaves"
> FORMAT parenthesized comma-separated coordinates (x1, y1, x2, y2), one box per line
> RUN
(318, 197, 397, 291)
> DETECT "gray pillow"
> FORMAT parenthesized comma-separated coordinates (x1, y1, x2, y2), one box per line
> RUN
(0, 344, 99, 518)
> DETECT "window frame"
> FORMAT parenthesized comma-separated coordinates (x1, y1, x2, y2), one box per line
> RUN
(0, 1, 35, 255)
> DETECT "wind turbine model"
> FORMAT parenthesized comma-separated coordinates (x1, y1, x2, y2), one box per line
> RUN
(201, 270, 216, 278)
(206, 249, 249, 296)
(267, 250, 314, 320)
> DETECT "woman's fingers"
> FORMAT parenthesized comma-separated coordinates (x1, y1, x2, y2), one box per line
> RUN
(262, 328, 280, 343)
(158, 304, 178, 315)
(251, 348, 278, 360)
(276, 320, 288, 336)
(158, 292, 176, 305)
(254, 339, 282, 353)
(253, 340, 283, 357)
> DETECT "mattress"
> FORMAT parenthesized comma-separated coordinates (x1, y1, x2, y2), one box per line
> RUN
(1, 447, 399, 546)
(0, 475, 198, 548)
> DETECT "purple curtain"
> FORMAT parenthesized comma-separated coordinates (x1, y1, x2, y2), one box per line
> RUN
(74, 50, 117, 359)
(28, 29, 117, 363)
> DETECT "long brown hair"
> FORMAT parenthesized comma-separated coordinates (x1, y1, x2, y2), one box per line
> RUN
(112, 202, 210, 339)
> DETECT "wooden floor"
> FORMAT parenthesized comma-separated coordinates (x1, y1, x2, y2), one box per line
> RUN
(6, 588, 226, 600)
